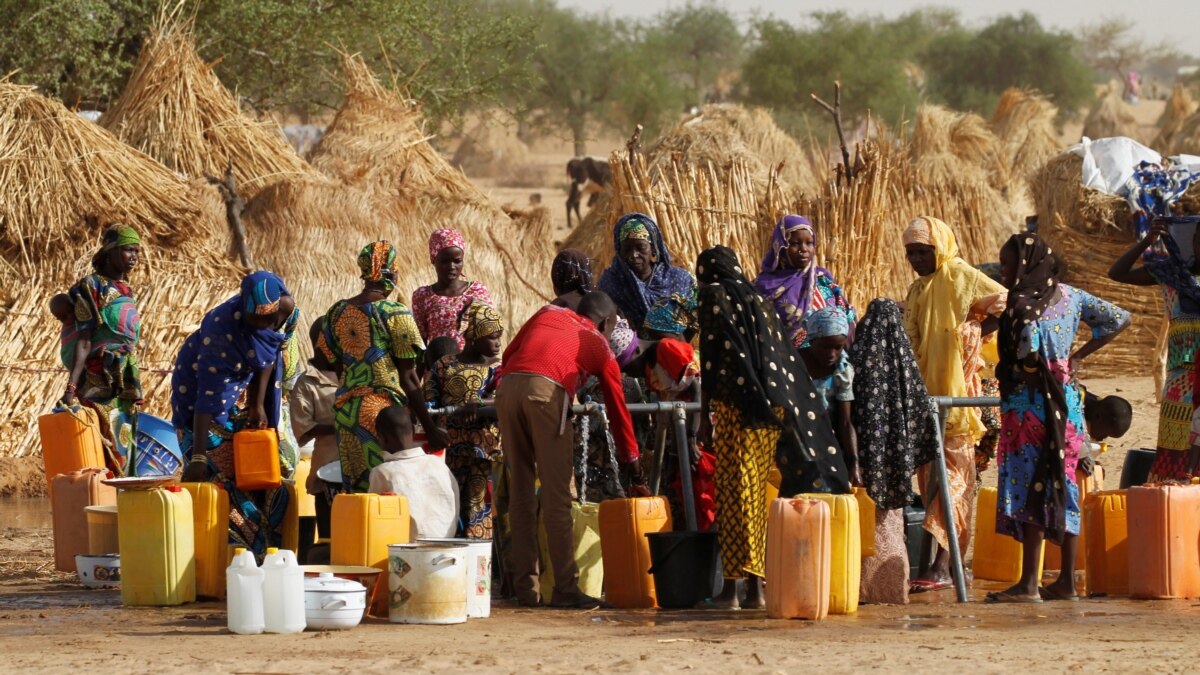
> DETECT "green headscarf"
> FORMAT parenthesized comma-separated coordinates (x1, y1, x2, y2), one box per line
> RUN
(101, 225, 141, 251)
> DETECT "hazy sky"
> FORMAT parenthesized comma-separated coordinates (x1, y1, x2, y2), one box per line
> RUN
(559, 0, 1197, 50)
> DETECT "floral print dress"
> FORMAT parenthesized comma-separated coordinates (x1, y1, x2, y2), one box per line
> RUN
(411, 281, 493, 349)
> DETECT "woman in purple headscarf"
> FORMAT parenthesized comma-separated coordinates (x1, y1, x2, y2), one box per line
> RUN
(754, 214, 856, 347)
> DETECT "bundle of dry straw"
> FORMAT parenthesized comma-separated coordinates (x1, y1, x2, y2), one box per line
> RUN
(1083, 85, 1142, 143)
(100, 9, 320, 197)
(451, 113, 533, 180)
(1166, 109, 1200, 156)
(1152, 84, 1197, 152)
(989, 89, 1062, 185)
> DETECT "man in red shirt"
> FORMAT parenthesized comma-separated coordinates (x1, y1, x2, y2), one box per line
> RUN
(497, 291, 646, 608)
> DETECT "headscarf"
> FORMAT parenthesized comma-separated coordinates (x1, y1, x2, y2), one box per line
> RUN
(101, 225, 141, 251)
(902, 216, 1005, 439)
(551, 249, 594, 295)
(240, 270, 288, 316)
(607, 317, 638, 368)
(643, 291, 698, 337)
(645, 338, 699, 399)
(997, 233, 1070, 541)
(459, 300, 504, 344)
(358, 240, 399, 292)
(428, 228, 466, 263)
(598, 213, 695, 329)
(1145, 217, 1200, 314)
(848, 299, 940, 509)
(696, 245, 850, 495)
(802, 307, 850, 341)
(754, 215, 825, 314)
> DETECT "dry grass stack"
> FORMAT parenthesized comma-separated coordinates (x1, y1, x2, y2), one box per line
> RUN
(452, 114, 533, 179)
(100, 14, 321, 197)
(1168, 109, 1200, 156)
(1152, 84, 1197, 151)
(308, 53, 552, 330)
(647, 104, 825, 196)
(990, 89, 1062, 184)
(1083, 85, 1142, 142)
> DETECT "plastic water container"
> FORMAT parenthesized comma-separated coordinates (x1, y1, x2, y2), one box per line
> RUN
(387, 543, 469, 624)
(85, 504, 119, 555)
(538, 502, 604, 602)
(420, 537, 493, 618)
(263, 548, 306, 633)
(331, 493, 411, 617)
(51, 468, 115, 571)
(852, 487, 876, 557)
(799, 492, 861, 614)
(1127, 481, 1200, 599)
(233, 429, 282, 491)
(1084, 489, 1129, 596)
(117, 485, 196, 606)
(766, 498, 831, 620)
(1044, 468, 1098, 573)
(293, 450, 316, 518)
(227, 547, 265, 634)
(181, 482, 230, 599)
(972, 486, 1044, 583)
(598, 497, 672, 608)
(39, 406, 105, 491)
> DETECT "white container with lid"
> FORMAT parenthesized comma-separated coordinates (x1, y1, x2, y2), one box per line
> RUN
(263, 548, 306, 634)
(304, 572, 366, 630)
(226, 547, 265, 635)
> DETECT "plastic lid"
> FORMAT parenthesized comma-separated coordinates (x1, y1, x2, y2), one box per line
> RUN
(266, 547, 279, 554)
(234, 547, 247, 555)
(166, 485, 182, 493)
(380, 492, 396, 496)
(305, 572, 366, 593)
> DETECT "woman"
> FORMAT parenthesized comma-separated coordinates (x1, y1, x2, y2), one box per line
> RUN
(598, 213, 694, 330)
(423, 300, 503, 539)
(411, 228, 494, 348)
(550, 248, 594, 311)
(755, 214, 857, 347)
(902, 215, 1006, 593)
(321, 241, 448, 493)
(1109, 218, 1200, 479)
(849, 299, 941, 604)
(990, 234, 1129, 603)
(64, 225, 143, 475)
(697, 245, 849, 609)
(174, 271, 299, 557)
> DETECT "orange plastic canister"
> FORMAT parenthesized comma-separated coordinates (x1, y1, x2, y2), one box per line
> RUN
(799, 492, 861, 615)
(39, 406, 105, 491)
(331, 493, 411, 616)
(1083, 489, 1128, 596)
(598, 496, 673, 609)
(181, 482, 230, 599)
(1127, 482, 1200, 599)
(766, 498, 831, 620)
(1044, 468, 1101, 573)
(973, 486, 1045, 583)
(51, 468, 116, 572)
(232, 429, 282, 491)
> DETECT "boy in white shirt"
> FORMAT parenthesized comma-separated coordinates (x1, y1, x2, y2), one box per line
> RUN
(369, 405, 460, 538)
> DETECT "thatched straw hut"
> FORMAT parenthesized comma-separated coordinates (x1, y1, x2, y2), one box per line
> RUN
(452, 114, 533, 179)
(1167, 110, 1200, 156)
(1083, 85, 1141, 142)
(307, 54, 552, 331)
(100, 14, 320, 197)
(990, 88, 1062, 183)
(1151, 84, 1197, 151)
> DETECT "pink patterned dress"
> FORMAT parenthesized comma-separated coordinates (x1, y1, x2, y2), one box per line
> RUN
(411, 281, 494, 349)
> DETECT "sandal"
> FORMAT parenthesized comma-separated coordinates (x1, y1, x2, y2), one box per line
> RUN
(985, 590, 1043, 604)
(1039, 586, 1080, 602)
(909, 579, 952, 594)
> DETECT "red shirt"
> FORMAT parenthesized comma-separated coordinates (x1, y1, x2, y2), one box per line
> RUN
(500, 306, 639, 463)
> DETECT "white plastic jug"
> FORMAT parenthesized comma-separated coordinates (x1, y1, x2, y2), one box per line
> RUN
(226, 547, 265, 635)
(262, 547, 306, 634)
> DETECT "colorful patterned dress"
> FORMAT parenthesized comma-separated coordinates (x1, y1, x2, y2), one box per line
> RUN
(68, 274, 142, 474)
(411, 281, 493, 349)
(1151, 284, 1200, 480)
(320, 299, 425, 493)
(762, 271, 857, 348)
(423, 355, 501, 539)
(997, 285, 1129, 538)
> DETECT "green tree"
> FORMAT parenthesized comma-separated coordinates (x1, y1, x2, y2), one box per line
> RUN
(922, 13, 1093, 115)
(647, 1, 743, 104)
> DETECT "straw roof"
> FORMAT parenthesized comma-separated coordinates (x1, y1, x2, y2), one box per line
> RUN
(100, 14, 321, 197)
(1029, 152, 1130, 235)
(307, 53, 553, 331)
(1151, 84, 1197, 151)
(1167, 109, 1200, 156)
(1083, 85, 1141, 142)
(989, 89, 1062, 184)
(452, 114, 532, 179)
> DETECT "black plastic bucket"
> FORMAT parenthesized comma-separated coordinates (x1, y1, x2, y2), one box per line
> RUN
(646, 531, 722, 609)
(1119, 448, 1157, 489)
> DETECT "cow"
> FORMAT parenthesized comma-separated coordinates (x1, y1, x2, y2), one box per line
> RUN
(566, 156, 612, 228)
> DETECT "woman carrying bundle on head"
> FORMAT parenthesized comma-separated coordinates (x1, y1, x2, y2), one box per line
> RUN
(901, 215, 1006, 594)
(697, 246, 849, 609)
(598, 213, 695, 331)
(62, 225, 144, 475)
(755, 214, 856, 348)
(1109, 218, 1200, 480)
(989, 234, 1129, 603)
(412, 228, 495, 349)
(174, 271, 300, 557)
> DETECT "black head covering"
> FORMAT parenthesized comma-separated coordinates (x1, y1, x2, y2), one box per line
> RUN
(696, 245, 849, 495)
(551, 248, 594, 295)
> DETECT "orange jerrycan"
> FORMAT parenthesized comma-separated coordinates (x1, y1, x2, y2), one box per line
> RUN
(181, 482, 230, 599)
(598, 496, 672, 608)
(86, 505, 119, 555)
(766, 498, 831, 620)
(852, 487, 876, 557)
(799, 492, 861, 614)
(331, 493, 411, 616)
(1127, 482, 1200, 599)
(280, 481, 301, 553)
(973, 486, 1044, 582)
(39, 406, 105, 491)
(232, 429, 281, 491)
(51, 468, 116, 572)
(1084, 490, 1128, 596)
(1044, 469, 1098, 573)
(118, 485, 196, 606)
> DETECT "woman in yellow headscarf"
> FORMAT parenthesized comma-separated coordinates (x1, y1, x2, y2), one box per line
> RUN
(902, 216, 1006, 593)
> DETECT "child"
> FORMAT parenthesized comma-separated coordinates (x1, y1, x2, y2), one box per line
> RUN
(422, 335, 461, 380)
(1082, 391, 1134, 486)
(368, 404, 460, 538)
(423, 301, 502, 539)
(797, 307, 861, 486)
(289, 318, 339, 562)
(50, 293, 78, 371)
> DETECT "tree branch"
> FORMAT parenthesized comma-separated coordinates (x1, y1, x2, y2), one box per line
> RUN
(207, 161, 253, 269)
(811, 81, 854, 183)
